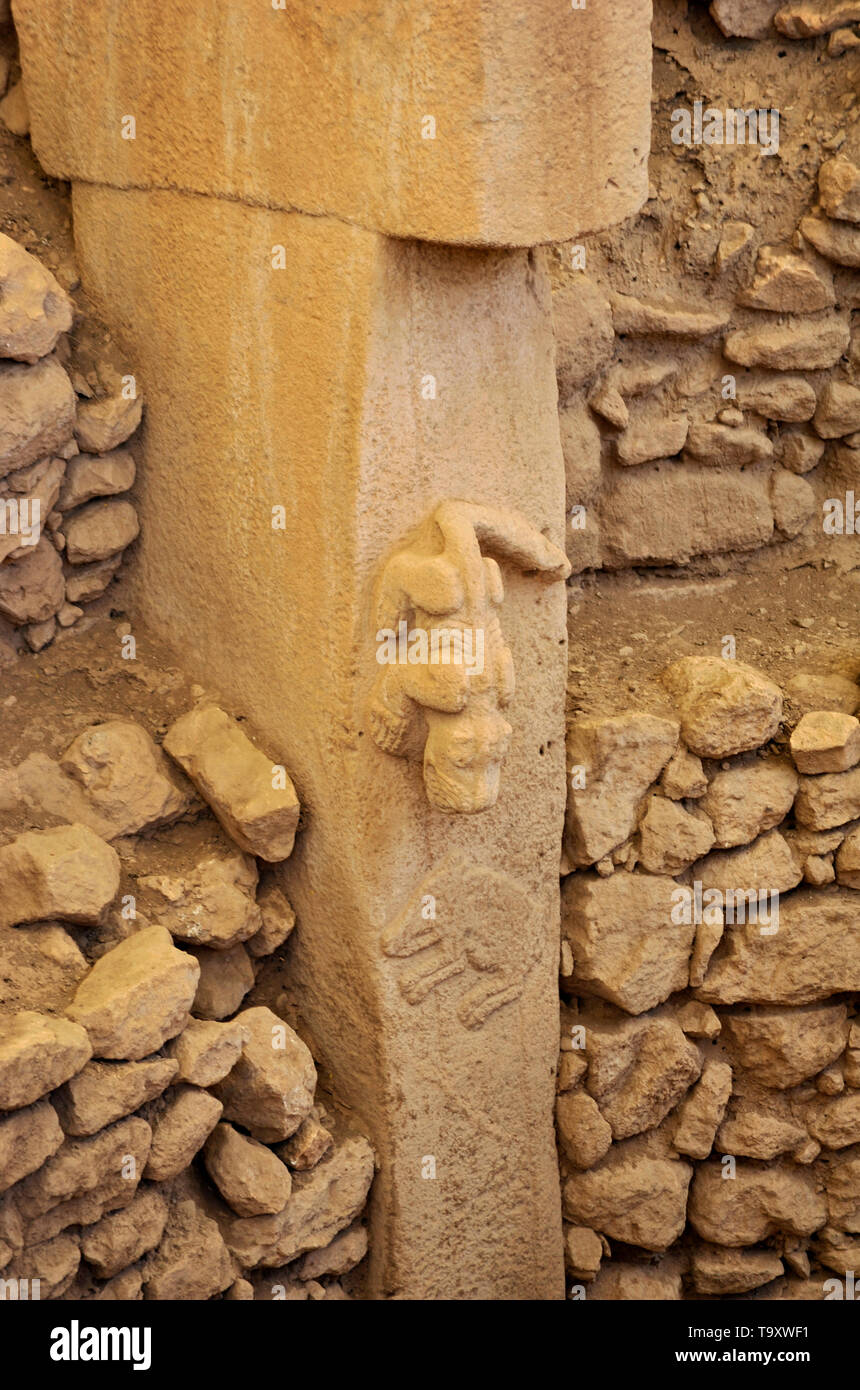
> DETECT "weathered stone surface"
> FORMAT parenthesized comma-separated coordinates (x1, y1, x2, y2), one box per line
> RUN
(776, 2, 860, 37)
(52, 1057, 177, 1137)
(616, 410, 688, 466)
(564, 872, 694, 1015)
(0, 1100, 63, 1192)
(638, 796, 714, 874)
(660, 747, 707, 800)
(695, 830, 803, 898)
(65, 924, 199, 1059)
(560, 398, 603, 504)
(719, 1003, 848, 1088)
(57, 446, 135, 511)
(0, 1011, 91, 1110)
(64, 553, 122, 603)
(139, 849, 261, 951)
(0, 536, 64, 625)
(278, 1113, 334, 1171)
(79, 1186, 167, 1279)
(145, 1198, 233, 1301)
(584, 1010, 702, 1141)
(14, 1116, 151, 1229)
(824, 1150, 860, 1231)
(556, 1090, 612, 1170)
(224, 1135, 375, 1269)
(0, 81, 29, 138)
(204, 1122, 292, 1217)
(795, 764, 860, 829)
(167, 1017, 248, 1086)
(553, 278, 615, 397)
(0, 922, 88, 1015)
(212, 1007, 316, 1143)
(771, 469, 815, 537)
(806, 1094, 860, 1149)
(710, 0, 780, 39)
(0, 234, 73, 363)
(791, 711, 860, 774)
(190, 943, 254, 1021)
(814, 381, 860, 438)
(661, 657, 783, 759)
(0, 357, 75, 479)
(683, 422, 773, 467)
(701, 759, 798, 848)
(697, 893, 860, 1004)
(563, 1223, 604, 1282)
(298, 1223, 368, 1281)
(144, 1085, 223, 1180)
(738, 374, 817, 423)
(63, 498, 139, 564)
(672, 1060, 733, 1160)
(724, 316, 849, 370)
(787, 672, 860, 715)
(0, 455, 65, 565)
(800, 211, 860, 266)
(586, 1259, 682, 1299)
(675, 1001, 721, 1039)
(564, 713, 679, 867)
(819, 154, 860, 222)
(563, 1144, 692, 1252)
(164, 705, 300, 862)
(74, 388, 142, 454)
(836, 825, 860, 887)
(60, 720, 195, 836)
(609, 291, 729, 338)
(738, 248, 834, 313)
(691, 1243, 784, 1294)
(716, 1096, 808, 1160)
(5, 1233, 80, 1300)
(688, 1162, 827, 1246)
(247, 880, 296, 959)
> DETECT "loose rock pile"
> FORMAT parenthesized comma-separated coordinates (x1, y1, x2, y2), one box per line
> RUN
(0, 232, 141, 655)
(0, 707, 374, 1300)
(559, 656, 860, 1299)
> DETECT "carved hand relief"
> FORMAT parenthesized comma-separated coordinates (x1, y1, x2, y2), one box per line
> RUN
(382, 854, 542, 1030)
(368, 500, 570, 813)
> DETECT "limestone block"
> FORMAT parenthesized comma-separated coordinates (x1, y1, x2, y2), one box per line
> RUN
(562, 1144, 692, 1252)
(0, 922, 89, 1015)
(0, 1011, 91, 1110)
(166, 1017, 248, 1087)
(688, 1162, 827, 1246)
(144, 1085, 223, 1181)
(564, 713, 679, 867)
(15, 0, 651, 246)
(0, 356, 75, 479)
(701, 759, 798, 847)
(52, 1057, 178, 1137)
(145, 1199, 233, 1301)
(584, 1010, 702, 1141)
(819, 155, 860, 222)
(672, 1060, 733, 1160)
(79, 1187, 167, 1280)
(555, 1090, 612, 1170)
(790, 711, 860, 773)
(0, 233, 73, 363)
(60, 720, 196, 836)
(189, 943, 255, 1021)
(203, 1122, 293, 1217)
(691, 1244, 783, 1295)
(718, 1002, 848, 1088)
(587, 1260, 683, 1299)
(57, 448, 135, 511)
(247, 880, 296, 959)
(211, 1006, 316, 1143)
(0, 1100, 64, 1193)
(661, 657, 783, 759)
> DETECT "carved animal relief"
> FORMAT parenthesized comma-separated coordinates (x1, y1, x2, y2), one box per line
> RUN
(368, 499, 569, 813)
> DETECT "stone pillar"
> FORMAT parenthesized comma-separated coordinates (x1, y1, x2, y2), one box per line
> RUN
(15, 0, 652, 1298)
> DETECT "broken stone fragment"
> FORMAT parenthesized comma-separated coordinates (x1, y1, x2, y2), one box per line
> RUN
(701, 758, 797, 848)
(552, 277, 615, 397)
(0, 1099, 64, 1192)
(79, 1186, 167, 1279)
(720, 1002, 848, 1088)
(638, 795, 714, 874)
(60, 720, 197, 837)
(738, 247, 834, 313)
(164, 704, 300, 862)
(583, 1010, 702, 1140)
(674, 1000, 721, 1039)
(167, 1016, 248, 1086)
(660, 746, 707, 799)
(819, 154, 860, 222)
(14, 1115, 151, 1231)
(139, 848, 261, 951)
(0, 920, 88, 1014)
(683, 422, 773, 467)
(778, 431, 826, 474)
(211, 1006, 316, 1143)
(586, 381, 628, 430)
(787, 671, 860, 715)
(805, 1093, 860, 1148)
(586, 1259, 682, 1300)
(695, 830, 803, 899)
(562, 871, 695, 1015)
(144, 1084, 223, 1181)
(555, 1090, 612, 1169)
(52, 1057, 178, 1137)
(0, 536, 65, 625)
(297, 1222, 368, 1280)
(0, 356, 76, 479)
(714, 219, 754, 269)
(189, 942, 255, 1020)
(661, 656, 783, 759)
(776, 3, 860, 39)
(65, 924, 199, 1060)
(795, 764, 860, 828)
(564, 712, 678, 867)
(203, 1121, 293, 1217)
(671, 1060, 733, 1160)
(247, 879, 296, 959)
(0, 80, 29, 137)
(64, 553, 123, 604)
(716, 1095, 808, 1160)
(224, 1135, 375, 1269)
(0, 823, 120, 930)
(814, 380, 860, 438)
(724, 315, 850, 370)
(690, 1243, 784, 1295)
(710, 0, 780, 39)
(75, 388, 142, 454)
(739, 374, 816, 423)
(63, 497, 139, 564)
(562, 1143, 692, 1251)
(0, 1010, 91, 1110)
(562, 1224, 604, 1282)
(57, 447, 135, 511)
(790, 711, 860, 773)
(560, 398, 603, 501)
(144, 1198, 233, 1301)
(835, 826, 860, 887)
(696, 891, 860, 1006)
(0, 233, 73, 363)
(5, 1233, 79, 1300)
(609, 291, 730, 338)
(799, 211, 860, 266)
(277, 1112, 334, 1170)
(688, 1161, 827, 1246)
(616, 409, 688, 466)
(0, 455, 65, 565)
